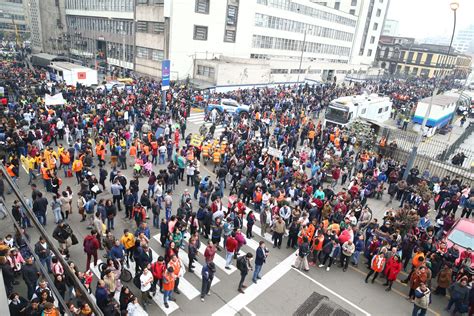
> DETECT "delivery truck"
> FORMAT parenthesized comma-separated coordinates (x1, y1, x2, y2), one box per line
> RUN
(48, 62, 98, 87)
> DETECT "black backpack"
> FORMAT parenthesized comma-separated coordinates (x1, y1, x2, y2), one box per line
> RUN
(237, 256, 246, 271)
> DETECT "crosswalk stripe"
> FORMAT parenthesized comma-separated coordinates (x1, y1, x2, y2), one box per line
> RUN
(147, 247, 201, 300)
(189, 113, 205, 118)
(89, 260, 149, 315)
(197, 242, 237, 275)
(152, 234, 221, 286)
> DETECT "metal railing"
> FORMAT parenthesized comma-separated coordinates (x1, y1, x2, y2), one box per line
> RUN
(0, 164, 104, 316)
(438, 123, 474, 161)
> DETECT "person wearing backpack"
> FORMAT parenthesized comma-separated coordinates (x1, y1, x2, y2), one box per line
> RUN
(292, 236, 310, 271)
(236, 252, 253, 294)
(83, 230, 100, 269)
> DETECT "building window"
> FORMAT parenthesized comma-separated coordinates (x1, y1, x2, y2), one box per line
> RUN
(193, 25, 208, 40)
(224, 30, 236, 43)
(361, 108, 367, 114)
(308, 69, 322, 74)
(349, 9, 355, 15)
(153, 22, 164, 33)
(373, 23, 378, 31)
(197, 65, 215, 78)
(370, 36, 375, 44)
(151, 49, 164, 61)
(195, 0, 210, 14)
(270, 69, 288, 74)
(137, 47, 150, 59)
(334, 2, 340, 10)
(376, 9, 381, 17)
(137, 21, 148, 32)
(378, 108, 383, 113)
(351, 0, 357, 5)
(226, 5, 238, 25)
(367, 49, 372, 56)
(137, 0, 148, 4)
(424, 53, 433, 65)
(290, 69, 305, 74)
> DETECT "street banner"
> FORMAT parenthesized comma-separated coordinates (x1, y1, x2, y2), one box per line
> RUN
(162, 59, 170, 91)
(267, 147, 282, 158)
(190, 134, 204, 147)
(44, 93, 66, 106)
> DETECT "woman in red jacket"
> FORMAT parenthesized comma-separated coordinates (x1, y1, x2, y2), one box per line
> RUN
(383, 254, 402, 291)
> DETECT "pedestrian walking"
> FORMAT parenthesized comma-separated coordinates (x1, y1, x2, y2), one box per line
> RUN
(236, 252, 253, 294)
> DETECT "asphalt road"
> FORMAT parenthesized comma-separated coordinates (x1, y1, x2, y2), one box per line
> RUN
(0, 108, 451, 316)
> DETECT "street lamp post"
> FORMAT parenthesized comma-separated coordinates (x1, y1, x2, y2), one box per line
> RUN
(403, 0, 459, 180)
(296, 27, 309, 84)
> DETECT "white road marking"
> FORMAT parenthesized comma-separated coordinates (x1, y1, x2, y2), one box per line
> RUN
(293, 268, 371, 316)
(244, 306, 256, 316)
(212, 252, 297, 316)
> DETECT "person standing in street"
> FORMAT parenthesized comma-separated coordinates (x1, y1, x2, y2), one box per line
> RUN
(412, 282, 431, 316)
(292, 236, 310, 271)
(365, 251, 386, 284)
(139, 267, 154, 311)
(162, 267, 176, 309)
(34, 236, 52, 273)
(271, 216, 286, 249)
(200, 262, 216, 302)
(83, 230, 100, 269)
(253, 241, 268, 283)
(111, 180, 123, 212)
(340, 240, 355, 272)
(225, 231, 238, 270)
(237, 252, 253, 294)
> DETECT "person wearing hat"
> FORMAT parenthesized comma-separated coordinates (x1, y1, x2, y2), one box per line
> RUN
(200, 262, 216, 302)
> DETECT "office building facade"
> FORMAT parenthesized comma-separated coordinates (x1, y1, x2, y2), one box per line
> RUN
(0, 0, 29, 42)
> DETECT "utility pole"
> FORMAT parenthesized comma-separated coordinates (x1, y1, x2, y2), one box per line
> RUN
(403, 1, 459, 180)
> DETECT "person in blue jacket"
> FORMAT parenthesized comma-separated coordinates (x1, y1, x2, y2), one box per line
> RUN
(253, 241, 268, 283)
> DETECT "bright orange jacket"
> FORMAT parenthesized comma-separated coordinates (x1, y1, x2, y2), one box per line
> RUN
(163, 272, 175, 291)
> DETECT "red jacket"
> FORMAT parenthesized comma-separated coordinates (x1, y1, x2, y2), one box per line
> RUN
(83, 235, 100, 254)
(226, 237, 238, 252)
(384, 257, 402, 281)
(151, 261, 165, 280)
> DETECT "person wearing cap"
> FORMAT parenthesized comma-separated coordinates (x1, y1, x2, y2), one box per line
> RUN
(162, 266, 176, 308)
(200, 261, 216, 302)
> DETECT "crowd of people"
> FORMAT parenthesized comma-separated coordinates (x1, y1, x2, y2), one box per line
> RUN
(0, 55, 473, 316)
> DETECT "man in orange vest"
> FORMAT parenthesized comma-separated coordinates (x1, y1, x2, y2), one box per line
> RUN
(168, 254, 183, 295)
(6, 162, 18, 194)
(365, 251, 387, 283)
(162, 266, 176, 308)
(72, 158, 83, 184)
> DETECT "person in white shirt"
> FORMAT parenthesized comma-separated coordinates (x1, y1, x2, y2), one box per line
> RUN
(127, 296, 140, 315)
(140, 267, 154, 310)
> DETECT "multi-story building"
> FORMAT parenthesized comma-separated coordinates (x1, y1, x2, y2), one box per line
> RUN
(453, 24, 474, 54)
(0, 0, 29, 43)
(26, 0, 68, 54)
(381, 18, 398, 36)
(60, 0, 389, 84)
(376, 36, 472, 78)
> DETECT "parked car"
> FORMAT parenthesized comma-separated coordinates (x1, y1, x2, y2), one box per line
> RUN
(95, 81, 126, 93)
(446, 218, 474, 268)
(206, 98, 250, 120)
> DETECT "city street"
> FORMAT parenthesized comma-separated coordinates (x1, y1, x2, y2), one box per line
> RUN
(0, 108, 451, 316)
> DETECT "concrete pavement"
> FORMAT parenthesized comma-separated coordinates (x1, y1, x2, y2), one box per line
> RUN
(0, 109, 452, 316)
